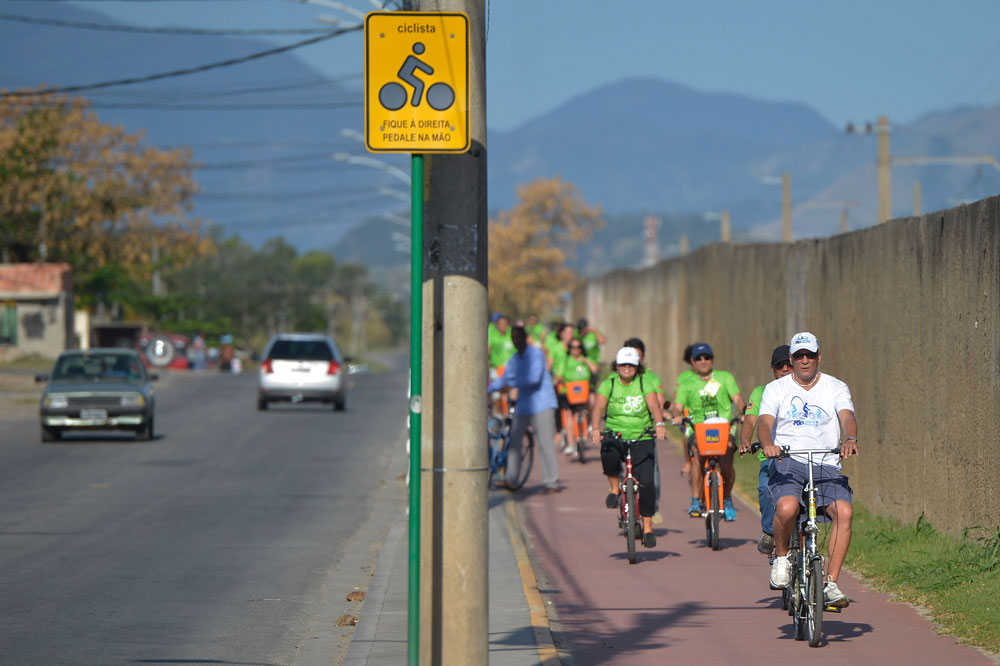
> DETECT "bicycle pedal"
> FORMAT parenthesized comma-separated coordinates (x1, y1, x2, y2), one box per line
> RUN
(824, 605, 843, 613)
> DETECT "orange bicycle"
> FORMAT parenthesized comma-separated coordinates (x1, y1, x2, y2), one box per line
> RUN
(561, 379, 590, 463)
(681, 416, 735, 550)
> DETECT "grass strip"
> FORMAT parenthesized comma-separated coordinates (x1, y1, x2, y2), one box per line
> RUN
(731, 451, 1000, 655)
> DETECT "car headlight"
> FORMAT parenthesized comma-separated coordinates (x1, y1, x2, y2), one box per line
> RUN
(44, 394, 69, 408)
(121, 393, 146, 407)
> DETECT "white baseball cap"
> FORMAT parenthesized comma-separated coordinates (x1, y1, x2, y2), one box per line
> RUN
(615, 346, 641, 366)
(789, 331, 819, 354)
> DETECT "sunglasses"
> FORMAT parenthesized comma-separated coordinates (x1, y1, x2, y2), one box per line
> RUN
(694, 355, 713, 362)
(792, 351, 818, 360)
(569, 344, 583, 350)
(773, 361, 792, 370)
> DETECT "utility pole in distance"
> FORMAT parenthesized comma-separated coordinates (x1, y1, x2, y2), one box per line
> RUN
(415, 1, 488, 665)
(781, 172, 792, 242)
(877, 115, 891, 223)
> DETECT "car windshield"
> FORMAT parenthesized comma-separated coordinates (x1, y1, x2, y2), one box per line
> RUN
(268, 339, 333, 361)
(52, 353, 145, 382)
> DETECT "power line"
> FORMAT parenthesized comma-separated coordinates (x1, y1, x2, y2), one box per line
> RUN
(0, 12, 333, 34)
(0, 24, 361, 98)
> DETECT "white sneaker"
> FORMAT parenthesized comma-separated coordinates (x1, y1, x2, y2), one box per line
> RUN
(562, 445, 577, 456)
(823, 580, 849, 607)
(770, 556, 791, 589)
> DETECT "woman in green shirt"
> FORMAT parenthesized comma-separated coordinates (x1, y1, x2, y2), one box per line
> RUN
(590, 347, 668, 547)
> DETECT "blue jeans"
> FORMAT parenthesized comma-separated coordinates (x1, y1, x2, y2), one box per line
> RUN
(758, 459, 775, 536)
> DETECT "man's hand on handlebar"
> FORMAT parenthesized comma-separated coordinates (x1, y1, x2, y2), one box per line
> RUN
(840, 440, 859, 457)
(762, 443, 783, 459)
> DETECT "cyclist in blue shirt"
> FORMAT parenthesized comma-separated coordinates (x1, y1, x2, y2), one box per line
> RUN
(487, 325, 561, 493)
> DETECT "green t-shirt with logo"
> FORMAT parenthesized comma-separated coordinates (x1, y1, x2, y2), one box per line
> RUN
(745, 384, 767, 461)
(560, 356, 593, 382)
(598, 373, 656, 439)
(526, 323, 546, 346)
(675, 370, 741, 423)
(544, 332, 561, 358)
(488, 326, 515, 369)
(581, 331, 601, 364)
(674, 369, 697, 397)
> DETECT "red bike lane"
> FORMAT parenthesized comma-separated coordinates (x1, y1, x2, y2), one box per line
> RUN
(515, 442, 994, 665)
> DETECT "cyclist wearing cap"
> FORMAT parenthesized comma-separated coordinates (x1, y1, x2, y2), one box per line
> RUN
(738, 344, 793, 554)
(623, 337, 668, 524)
(590, 346, 668, 548)
(670, 342, 745, 520)
(759, 332, 858, 607)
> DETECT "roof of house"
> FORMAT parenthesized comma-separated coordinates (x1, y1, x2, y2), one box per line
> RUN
(0, 263, 72, 299)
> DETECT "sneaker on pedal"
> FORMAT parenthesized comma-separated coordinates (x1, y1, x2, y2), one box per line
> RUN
(643, 532, 656, 548)
(769, 555, 791, 589)
(686, 498, 703, 517)
(605, 492, 619, 509)
(723, 498, 736, 521)
(561, 443, 575, 455)
(824, 580, 850, 607)
(757, 532, 775, 554)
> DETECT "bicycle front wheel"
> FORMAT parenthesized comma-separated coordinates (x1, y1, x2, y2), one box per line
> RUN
(575, 411, 588, 463)
(625, 481, 637, 564)
(508, 428, 535, 490)
(707, 471, 721, 550)
(807, 558, 824, 647)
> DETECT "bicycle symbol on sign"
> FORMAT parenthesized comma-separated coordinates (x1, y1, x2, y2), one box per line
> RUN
(379, 42, 455, 112)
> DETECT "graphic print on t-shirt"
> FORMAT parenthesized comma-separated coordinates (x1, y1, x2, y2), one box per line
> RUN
(785, 395, 829, 427)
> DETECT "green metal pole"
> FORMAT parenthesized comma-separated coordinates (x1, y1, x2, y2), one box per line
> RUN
(407, 153, 423, 666)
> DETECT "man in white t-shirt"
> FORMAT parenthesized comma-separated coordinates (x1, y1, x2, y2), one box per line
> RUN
(758, 332, 859, 607)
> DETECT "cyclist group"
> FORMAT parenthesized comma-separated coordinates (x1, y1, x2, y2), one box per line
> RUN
(488, 318, 858, 608)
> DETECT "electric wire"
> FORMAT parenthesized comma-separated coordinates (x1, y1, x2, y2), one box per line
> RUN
(0, 24, 361, 98)
(0, 12, 333, 35)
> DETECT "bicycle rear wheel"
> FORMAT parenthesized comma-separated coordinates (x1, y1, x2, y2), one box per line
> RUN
(625, 480, 637, 564)
(507, 428, 535, 490)
(807, 558, 824, 647)
(575, 410, 588, 463)
(707, 471, 721, 550)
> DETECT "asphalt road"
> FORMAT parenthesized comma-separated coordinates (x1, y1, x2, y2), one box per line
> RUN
(0, 353, 409, 666)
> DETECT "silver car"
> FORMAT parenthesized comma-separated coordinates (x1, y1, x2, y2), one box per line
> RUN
(37, 349, 157, 442)
(257, 334, 347, 411)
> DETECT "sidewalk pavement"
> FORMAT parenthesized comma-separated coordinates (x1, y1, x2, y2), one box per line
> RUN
(343, 488, 559, 665)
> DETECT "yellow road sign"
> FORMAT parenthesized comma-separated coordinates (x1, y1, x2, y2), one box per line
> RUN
(364, 12, 469, 154)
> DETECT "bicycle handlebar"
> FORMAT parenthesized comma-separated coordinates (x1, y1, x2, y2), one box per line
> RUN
(601, 426, 656, 444)
(746, 442, 842, 458)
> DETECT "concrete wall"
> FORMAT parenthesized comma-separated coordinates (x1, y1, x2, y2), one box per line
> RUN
(572, 195, 1000, 533)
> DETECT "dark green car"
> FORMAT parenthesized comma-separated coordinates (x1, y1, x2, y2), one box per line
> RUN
(37, 348, 157, 442)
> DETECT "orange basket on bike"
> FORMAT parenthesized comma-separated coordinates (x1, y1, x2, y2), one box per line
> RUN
(694, 418, 730, 456)
(564, 380, 590, 405)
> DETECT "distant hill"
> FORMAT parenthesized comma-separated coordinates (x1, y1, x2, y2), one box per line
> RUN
(4, 1, 999, 262)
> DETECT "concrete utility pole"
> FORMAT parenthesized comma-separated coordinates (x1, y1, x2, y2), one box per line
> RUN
(415, 1, 488, 665)
(839, 208, 849, 234)
(720, 209, 731, 243)
(781, 172, 792, 242)
(679, 234, 689, 255)
(913, 181, 923, 216)
(877, 115, 892, 223)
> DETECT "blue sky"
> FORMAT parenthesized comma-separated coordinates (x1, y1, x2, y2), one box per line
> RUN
(71, 0, 1000, 131)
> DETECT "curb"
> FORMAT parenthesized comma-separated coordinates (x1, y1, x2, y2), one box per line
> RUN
(342, 517, 406, 666)
(503, 493, 564, 665)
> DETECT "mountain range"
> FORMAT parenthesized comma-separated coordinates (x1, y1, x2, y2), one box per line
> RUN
(3, 1, 1000, 277)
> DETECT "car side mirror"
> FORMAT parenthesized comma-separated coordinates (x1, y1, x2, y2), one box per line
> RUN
(34, 374, 48, 383)
(149, 372, 159, 381)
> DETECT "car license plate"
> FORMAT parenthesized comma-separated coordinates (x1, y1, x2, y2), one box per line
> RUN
(80, 409, 107, 419)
